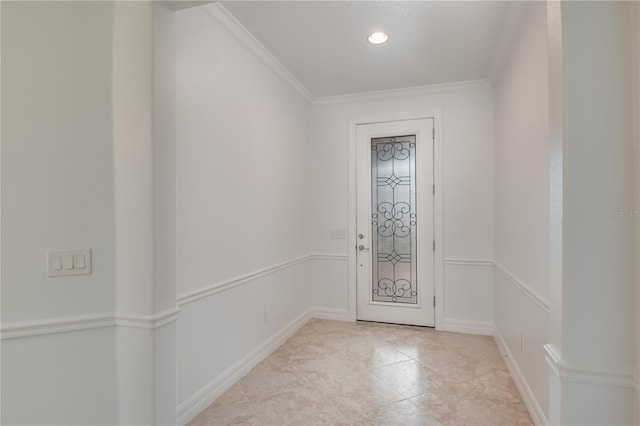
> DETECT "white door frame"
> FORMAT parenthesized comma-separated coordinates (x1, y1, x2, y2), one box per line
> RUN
(347, 110, 444, 329)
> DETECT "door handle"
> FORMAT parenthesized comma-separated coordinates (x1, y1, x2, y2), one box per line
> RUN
(358, 245, 369, 251)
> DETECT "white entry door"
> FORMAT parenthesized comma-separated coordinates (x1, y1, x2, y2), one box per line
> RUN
(356, 119, 435, 327)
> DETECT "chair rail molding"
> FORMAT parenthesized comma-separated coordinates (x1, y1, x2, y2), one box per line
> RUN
(494, 262, 550, 313)
(177, 255, 312, 306)
(443, 258, 493, 266)
(1, 308, 181, 339)
(544, 344, 636, 388)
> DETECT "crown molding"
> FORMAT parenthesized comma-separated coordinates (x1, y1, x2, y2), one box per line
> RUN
(313, 79, 491, 106)
(197, 4, 492, 106)
(199, 3, 315, 104)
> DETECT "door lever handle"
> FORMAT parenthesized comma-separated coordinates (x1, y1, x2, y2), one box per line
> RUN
(358, 245, 369, 251)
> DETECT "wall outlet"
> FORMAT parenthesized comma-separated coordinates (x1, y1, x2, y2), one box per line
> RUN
(263, 308, 269, 323)
(519, 329, 523, 351)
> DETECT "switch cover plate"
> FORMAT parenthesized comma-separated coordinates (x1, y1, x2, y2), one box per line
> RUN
(330, 229, 346, 240)
(47, 249, 91, 277)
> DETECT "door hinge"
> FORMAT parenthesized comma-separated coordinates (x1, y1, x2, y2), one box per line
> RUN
(432, 127, 435, 139)
(433, 296, 436, 307)
(433, 240, 435, 251)
(433, 184, 435, 195)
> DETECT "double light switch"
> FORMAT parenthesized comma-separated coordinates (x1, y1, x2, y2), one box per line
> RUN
(47, 249, 91, 277)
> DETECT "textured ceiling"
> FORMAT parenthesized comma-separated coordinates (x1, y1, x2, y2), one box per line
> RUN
(221, 1, 510, 98)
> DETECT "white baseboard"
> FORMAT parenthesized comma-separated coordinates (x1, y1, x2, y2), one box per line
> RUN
(176, 308, 313, 425)
(440, 318, 494, 335)
(310, 307, 351, 321)
(494, 328, 548, 426)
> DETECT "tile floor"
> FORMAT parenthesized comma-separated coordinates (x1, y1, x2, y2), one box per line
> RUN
(189, 319, 533, 426)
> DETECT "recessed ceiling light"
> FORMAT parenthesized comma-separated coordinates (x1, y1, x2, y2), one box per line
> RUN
(368, 31, 388, 45)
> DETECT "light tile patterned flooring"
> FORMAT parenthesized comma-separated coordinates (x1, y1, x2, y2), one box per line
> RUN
(189, 319, 533, 426)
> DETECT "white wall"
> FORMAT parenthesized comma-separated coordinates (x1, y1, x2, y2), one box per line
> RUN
(152, 2, 178, 424)
(8, 2, 636, 424)
(1, 0, 116, 323)
(111, 3, 156, 423)
(2, 2, 181, 424)
(175, 7, 311, 294)
(546, 2, 637, 424)
(1, 2, 118, 424)
(636, 2, 640, 422)
(310, 84, 494, 331)
(491, 2, 550, 423)
(112, 2, 180, 424)
(493, 4, 550, 302)
(174, 6, 313, 423)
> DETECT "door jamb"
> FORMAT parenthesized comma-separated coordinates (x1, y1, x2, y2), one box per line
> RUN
(347, 111, 444, 329)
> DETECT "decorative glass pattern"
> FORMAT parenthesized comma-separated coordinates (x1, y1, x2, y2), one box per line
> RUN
(371, 135, 418, 304)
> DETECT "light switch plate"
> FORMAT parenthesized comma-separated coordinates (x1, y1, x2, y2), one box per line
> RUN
(47, 249, 91, 277)
(330, 229, 346, 240)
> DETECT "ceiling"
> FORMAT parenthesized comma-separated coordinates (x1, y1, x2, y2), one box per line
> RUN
(220, 1, 511, 98)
